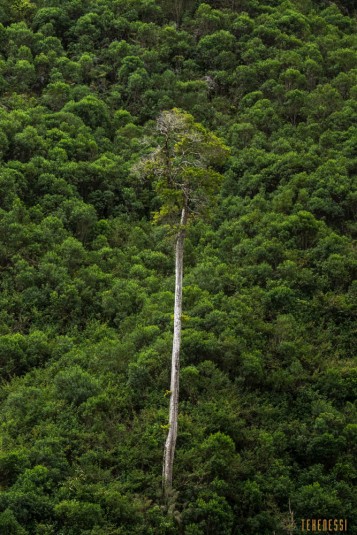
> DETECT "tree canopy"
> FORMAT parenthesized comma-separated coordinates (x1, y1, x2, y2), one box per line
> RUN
(135, 108, 229, 223)
(0, 0, 356, 534)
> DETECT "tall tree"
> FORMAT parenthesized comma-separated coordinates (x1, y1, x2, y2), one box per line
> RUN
(135, 108, 229, 497)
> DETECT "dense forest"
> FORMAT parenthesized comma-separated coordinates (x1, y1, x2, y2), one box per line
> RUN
(0, 0, 356, 533)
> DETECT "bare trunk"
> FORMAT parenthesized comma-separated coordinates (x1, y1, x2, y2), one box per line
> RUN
(163, 207, 187, 497)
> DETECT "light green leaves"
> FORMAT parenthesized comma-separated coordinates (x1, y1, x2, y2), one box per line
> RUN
(135, 108, 229, 225)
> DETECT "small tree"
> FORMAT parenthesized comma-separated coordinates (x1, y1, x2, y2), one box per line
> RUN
(135, 108, 229, 497)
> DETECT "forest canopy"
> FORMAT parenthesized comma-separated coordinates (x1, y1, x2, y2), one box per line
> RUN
(0, 0, 356, 534)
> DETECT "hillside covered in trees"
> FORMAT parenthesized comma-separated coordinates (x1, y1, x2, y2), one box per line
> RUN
(0, 0, 356, 533)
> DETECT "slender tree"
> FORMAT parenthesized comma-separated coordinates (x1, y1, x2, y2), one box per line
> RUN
(135, 108, 229, 497)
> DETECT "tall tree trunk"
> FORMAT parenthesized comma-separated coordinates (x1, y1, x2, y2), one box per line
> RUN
(163, 207, 187, 497)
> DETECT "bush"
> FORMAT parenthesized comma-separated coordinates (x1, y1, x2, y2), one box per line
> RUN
(54, 366, 99, 406)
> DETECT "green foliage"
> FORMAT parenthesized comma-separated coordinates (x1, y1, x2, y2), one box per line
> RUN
(0, 509, 27, 534)
(53, 366, 99, 406)
(135, 108, 229, 224)
(0, 0, 356, 533)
